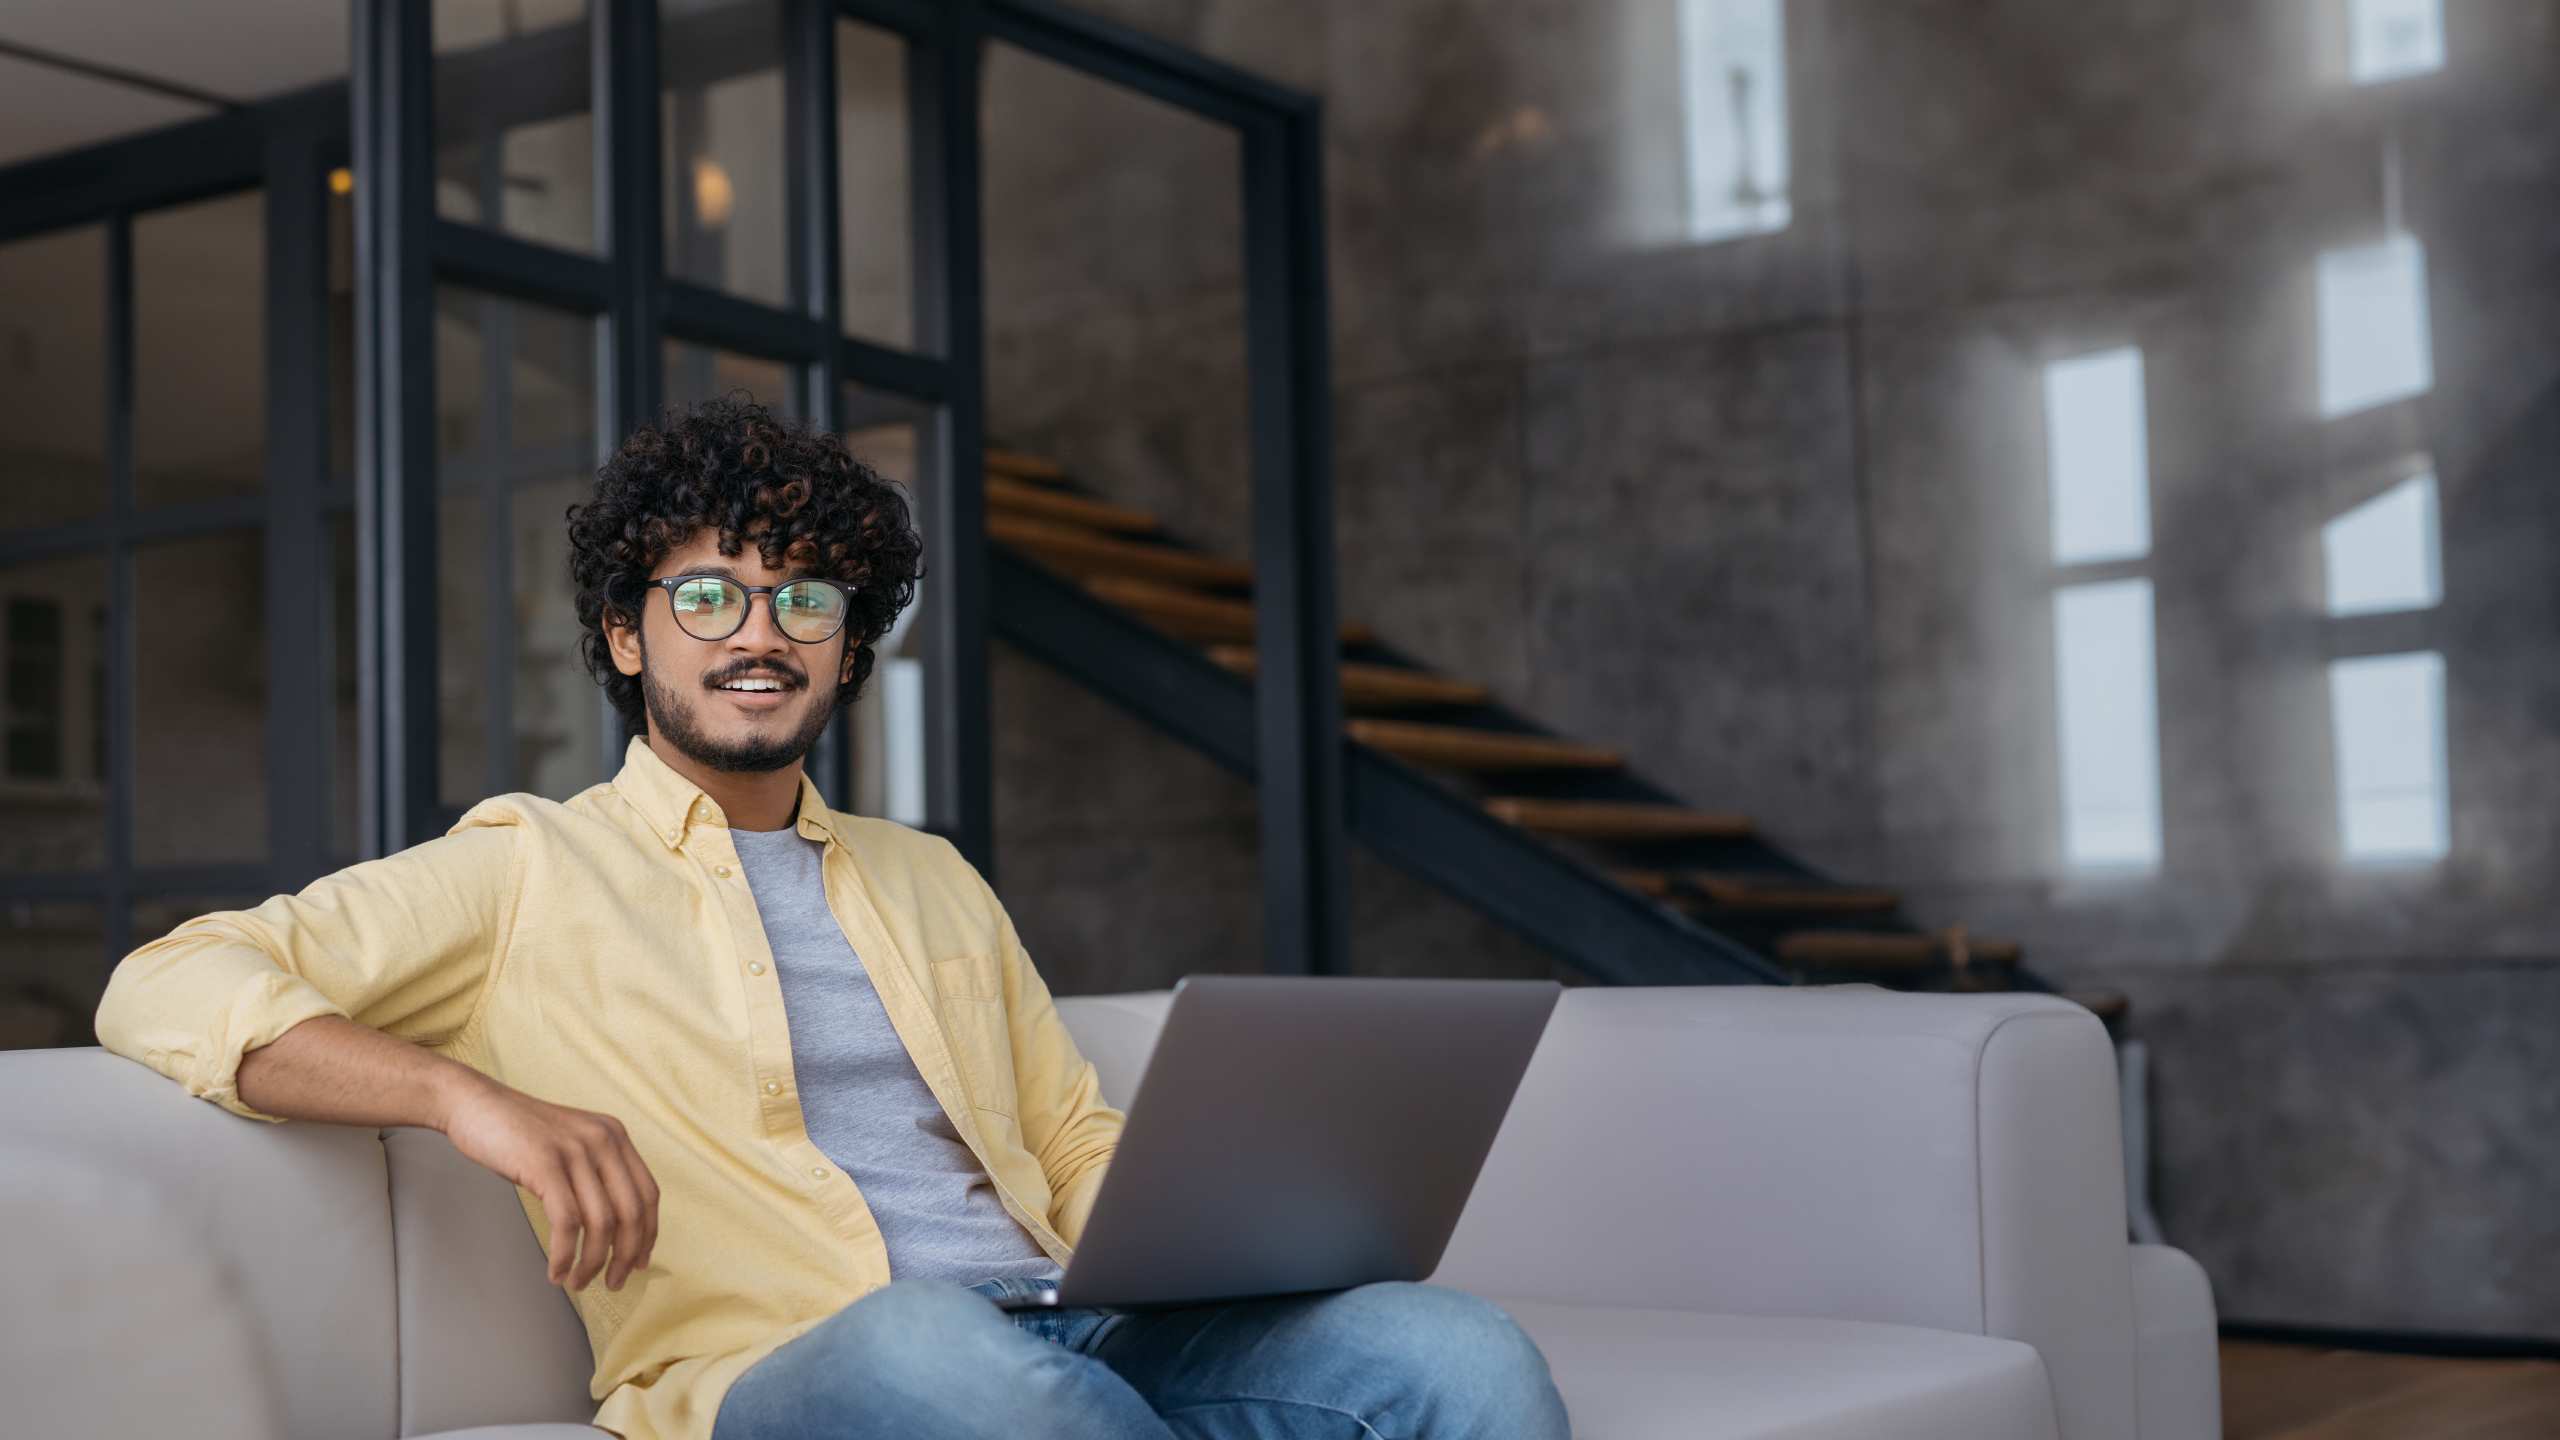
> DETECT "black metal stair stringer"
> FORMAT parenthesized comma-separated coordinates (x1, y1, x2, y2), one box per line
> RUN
(989, 547, 1786, 986)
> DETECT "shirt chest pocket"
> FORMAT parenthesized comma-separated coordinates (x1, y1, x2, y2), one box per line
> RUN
(930, 954, 1018, 1117)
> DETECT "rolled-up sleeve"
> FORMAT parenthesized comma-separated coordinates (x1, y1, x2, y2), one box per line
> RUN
(95, 823, 521, 1120)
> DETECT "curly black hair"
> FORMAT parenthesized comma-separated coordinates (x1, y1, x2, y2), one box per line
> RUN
(567, 395, 922, 739)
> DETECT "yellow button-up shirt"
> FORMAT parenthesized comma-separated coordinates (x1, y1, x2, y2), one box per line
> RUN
(95, 740, 1122, 1440)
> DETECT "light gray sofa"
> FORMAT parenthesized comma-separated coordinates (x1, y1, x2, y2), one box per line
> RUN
(0, 985, 2218, 1440)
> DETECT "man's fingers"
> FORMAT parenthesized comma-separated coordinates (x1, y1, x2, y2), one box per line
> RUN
(530, 1159, 580, 1287)
(625, 1134, 662, 1272)
(561, 1145, 619, 1292)
(593, 1141, 649, 1291)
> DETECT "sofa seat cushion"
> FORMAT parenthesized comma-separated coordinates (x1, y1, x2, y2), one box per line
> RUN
(1497, 1300, 2059, 1440)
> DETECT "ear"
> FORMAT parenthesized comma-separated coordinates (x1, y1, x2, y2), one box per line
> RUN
(838, 638, 862, 686)
(606, 608, 645, 677)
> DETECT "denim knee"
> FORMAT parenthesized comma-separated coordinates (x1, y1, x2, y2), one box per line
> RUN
(1325, 1283, 1569, 1437)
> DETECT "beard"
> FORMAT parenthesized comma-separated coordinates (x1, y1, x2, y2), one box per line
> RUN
(641, 650, 838, 774)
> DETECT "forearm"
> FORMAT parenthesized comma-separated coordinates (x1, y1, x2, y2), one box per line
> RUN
(235, 1014, 494, 1132)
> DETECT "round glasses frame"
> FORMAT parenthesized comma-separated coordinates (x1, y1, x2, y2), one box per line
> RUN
(648, 575, 856, 644)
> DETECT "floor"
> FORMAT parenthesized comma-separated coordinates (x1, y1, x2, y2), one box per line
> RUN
(2223, 1340, 2560, 1439)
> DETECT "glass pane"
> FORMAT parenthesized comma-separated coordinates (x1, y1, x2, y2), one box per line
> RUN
(2324, 473, 2441, 617)
(331, 514, 360, 863)
(665, 340, 794, 414)
(329, 180, 357, 480)
(2317, 234, 2433, 418)
(134, 529, 267, 866)
(134, 190, 265, 509)
(2052, 578, 2162, 872)
(2331, 651, 2449, 863)
(838, 385, 929, 822)
(1678, 0, 1792, 243)
(2043, 346, 2151, 567)
(435, 0, 597, 255)
(437, 285, 599, 809)
(438, 488, 489, 808)
(0, 225, 109, 533)
(837, 18, 913, 349)
(664, 0, 788, 306)
(0, 902, 106, 1050)
(0, 551, 107, 871)
(2349, 0, 2445, 83)
(512, 477, 602, 801)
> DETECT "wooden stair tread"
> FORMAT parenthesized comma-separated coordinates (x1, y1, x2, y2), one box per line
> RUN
(1352, 721, 1624, 773)
(984, 447, 1065, 482)
(1207, 646, 1489, 709)
(987, 476, 1160, 534)
(1691, 877, 1899, 914)
(1775, 929, 2022, 968)
(1082, 575, 1376, 645)
(991, 513, 1254, 591)
(1485, 797, 1752, 838)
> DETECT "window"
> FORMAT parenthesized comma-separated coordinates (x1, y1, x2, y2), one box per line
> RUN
(1677, 0, 1791, 243)
(5, 597, 63, 780)
(2323, 472, 2440, 616)
(2045, 347, 2153, 566)
(2330, 651, 2448, 861)
(2043, 347, 2164, 873)
(2318, 235, 2433, 417)
(2348, 0, 2445, 84)
(2054, 579, 2165, 870)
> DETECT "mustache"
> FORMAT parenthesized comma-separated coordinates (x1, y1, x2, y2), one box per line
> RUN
(701, 658, 809, 691)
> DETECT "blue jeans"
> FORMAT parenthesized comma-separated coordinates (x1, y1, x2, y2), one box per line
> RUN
(713, 1277, 1570, 1440)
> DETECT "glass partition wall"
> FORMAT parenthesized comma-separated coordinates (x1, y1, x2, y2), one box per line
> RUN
(0, 0, 1343, 1044)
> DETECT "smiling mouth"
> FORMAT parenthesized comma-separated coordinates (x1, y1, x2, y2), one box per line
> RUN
(711, 673, 801, 695)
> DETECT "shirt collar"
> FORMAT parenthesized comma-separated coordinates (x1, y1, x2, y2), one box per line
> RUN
(612, 737, 839, 851)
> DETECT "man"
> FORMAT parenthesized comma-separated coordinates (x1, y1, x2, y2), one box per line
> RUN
(97, 398, 1567, 1440)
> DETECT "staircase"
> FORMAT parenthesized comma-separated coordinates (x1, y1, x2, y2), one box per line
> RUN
(981, 447, 2048, 995)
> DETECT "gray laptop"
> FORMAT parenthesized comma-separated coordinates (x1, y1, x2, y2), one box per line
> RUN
(1001, 974, 1561, 1312)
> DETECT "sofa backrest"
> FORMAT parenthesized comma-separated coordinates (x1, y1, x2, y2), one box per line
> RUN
(0, 1050, 599, 1440)
(0, 1048, 400, 1440)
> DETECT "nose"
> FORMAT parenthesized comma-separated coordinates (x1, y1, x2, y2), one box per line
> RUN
(728, 591, 794, 651)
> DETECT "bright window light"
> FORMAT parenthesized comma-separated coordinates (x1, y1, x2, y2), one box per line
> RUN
(2044, 347, 2152, 566)
(2330, 651, 2448, 861)
(1678, 0, 1791, 243)
(2348, 0, 2445, 84)
(2323, 472, 2441, 616)
(883, 655, 926, 827)
(2054, 579, 2164, 871)
(2318, 235, 2433, 417)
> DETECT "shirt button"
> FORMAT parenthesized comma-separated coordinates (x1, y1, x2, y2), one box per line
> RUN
(763, 1080, 782, 1096)
(810, 1166, 829, 1180)
(715, 865, 732, 878)
(665, 828, 678, 841)
(747, 960, 766, 976)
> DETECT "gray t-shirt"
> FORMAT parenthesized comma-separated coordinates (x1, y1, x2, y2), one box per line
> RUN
(729, 825, 1061, 1287)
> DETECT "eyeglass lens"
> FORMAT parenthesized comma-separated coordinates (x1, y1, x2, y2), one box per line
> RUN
(667, 577, 849, 643)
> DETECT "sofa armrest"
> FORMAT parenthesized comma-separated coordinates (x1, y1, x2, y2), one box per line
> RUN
(2131, 1244, 2221, 1440)
(1431, 987, 2138, 1440)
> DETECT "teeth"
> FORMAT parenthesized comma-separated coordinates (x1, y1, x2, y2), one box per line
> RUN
(721, 679, 785, 691)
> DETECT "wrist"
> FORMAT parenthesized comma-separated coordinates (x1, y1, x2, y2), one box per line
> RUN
(424, 1059, 503, 1133)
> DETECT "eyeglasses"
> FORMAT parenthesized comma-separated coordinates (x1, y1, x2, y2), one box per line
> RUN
(649, 575, 854, 644)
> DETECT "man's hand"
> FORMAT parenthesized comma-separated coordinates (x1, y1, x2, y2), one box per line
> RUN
(237, 1014, 659, 1292)
(440, 1080, 661, 1292)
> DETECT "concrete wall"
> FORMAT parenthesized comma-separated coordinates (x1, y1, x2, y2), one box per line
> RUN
(980, 0, 2560, 1335)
